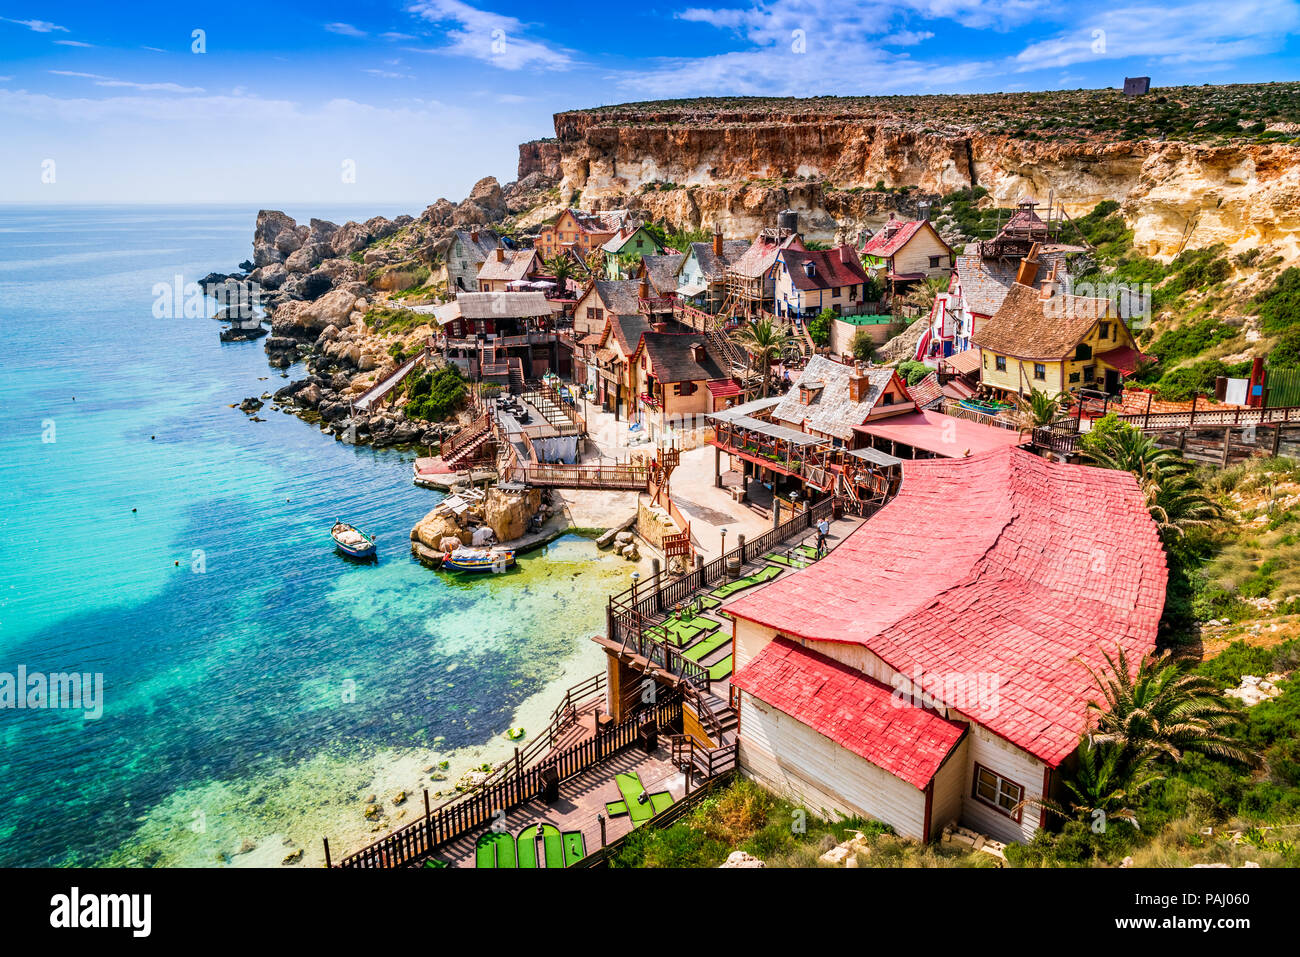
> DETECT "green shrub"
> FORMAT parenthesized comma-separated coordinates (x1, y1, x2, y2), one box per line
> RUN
(405, 365, 466, 422)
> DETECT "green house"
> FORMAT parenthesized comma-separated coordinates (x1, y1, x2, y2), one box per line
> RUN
(602, 225, 663, 279)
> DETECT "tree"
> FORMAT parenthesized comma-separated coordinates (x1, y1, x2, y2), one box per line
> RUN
(851, 329, 875, 363)
(731, 318, 793, 398)
(544, 255, 575, 293)
(807, 308, 834, 347)
(1080, 645, 1257, 777)
(899, 276, 947, 315)
(1024, 737, 1157, 831)
(1014, 388, 1067, 436)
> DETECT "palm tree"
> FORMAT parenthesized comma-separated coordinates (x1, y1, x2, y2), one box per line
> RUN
(1083, 427, 1220, 539)
(731, 318, 792, 398)
(1022, 738, 1157, 831)
(1080, 645, 1257, 774)
(544, 255, 574, 294)
(899, 276, 947, 316)
(1014, 388, 1068, 438)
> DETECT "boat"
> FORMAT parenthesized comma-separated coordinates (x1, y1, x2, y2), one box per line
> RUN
(959, 397, 1013, 415)
(442, 545, 516, 573)
(331, 521, 377, 559)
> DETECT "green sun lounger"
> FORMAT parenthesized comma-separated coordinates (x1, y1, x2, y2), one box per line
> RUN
(682, 630, 730, 663)
(516, 823, 564, 869)
(563, 831, 586, 865)
(764, 552, 812, 568)
(707, 654, 734, 680)
(615, 772, 674, 826)
(709, 564, 782, 599)
(475, 831, 517, 869)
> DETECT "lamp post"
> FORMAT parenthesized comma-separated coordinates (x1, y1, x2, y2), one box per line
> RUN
(720, 526, 727, 559)
(630, 571, 640, 606)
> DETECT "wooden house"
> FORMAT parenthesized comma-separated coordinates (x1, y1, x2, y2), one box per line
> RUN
(860, 216, 952, 298)
(447, 229, 500, 293)
(772, 244, 872, 319)
(727, 447, 1167, 843)
(536, 209, 631, 263)
(475, 247, 542, 294)
(677, 232, 750, 313)
(973, 249, 1143, 398)
(602, 224, 665, 278)
(627, 331, 739, 436)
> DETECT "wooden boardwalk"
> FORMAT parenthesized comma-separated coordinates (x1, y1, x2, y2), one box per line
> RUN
(433, 746, 685, 868)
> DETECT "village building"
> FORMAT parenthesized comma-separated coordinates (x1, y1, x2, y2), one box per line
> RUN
(592, 313, 652, 420)
(569, 279, 646, 389)
(768, 354, 916, 446)
(474, 247, 542, 294)
(727, 446, 1168, 844)
(447, 228, 501, 293)
(431, 291, 564, 384)
(860, 215, 953, 298)
(602, 224, 665, 278)
(721, 227, 805, 317)
(676, 232, 750, 313)
(536, 209, 633, 262)
(635, 252, 686, 301)
(973, 248, 1144, 398)
(627, 331, 740, 436)
(772, 244, 873, 320)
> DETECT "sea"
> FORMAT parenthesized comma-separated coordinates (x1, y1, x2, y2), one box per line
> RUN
(0, 204, 629, 867)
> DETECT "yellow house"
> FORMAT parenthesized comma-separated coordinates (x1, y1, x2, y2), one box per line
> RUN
(973, 263, 1142, 398)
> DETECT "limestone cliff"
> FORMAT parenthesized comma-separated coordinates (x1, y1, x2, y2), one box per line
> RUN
(551, 89, 1300, 260)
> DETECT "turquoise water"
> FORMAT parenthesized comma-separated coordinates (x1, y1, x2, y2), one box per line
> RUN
(0, 206, 629, 867)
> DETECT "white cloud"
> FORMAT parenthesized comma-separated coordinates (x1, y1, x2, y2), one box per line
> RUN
(1, 17, 68, 32)
(405, 0, 574, 70)
(364, 68, 415, 79)
(49, 70, 205, 94)
(53, 39, 94, 47)
(325, 22, 367, 38)
(1012, 0, 1300, 71)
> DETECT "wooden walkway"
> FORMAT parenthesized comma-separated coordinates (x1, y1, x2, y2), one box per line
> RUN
(433, 746, 685, 868)
(352, 349, 430, 412)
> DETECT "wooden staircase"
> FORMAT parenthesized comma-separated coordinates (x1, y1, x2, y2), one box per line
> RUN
(441, 414, 494, 469)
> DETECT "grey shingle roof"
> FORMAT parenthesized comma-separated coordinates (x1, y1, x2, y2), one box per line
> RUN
(770, 354, 904, 441)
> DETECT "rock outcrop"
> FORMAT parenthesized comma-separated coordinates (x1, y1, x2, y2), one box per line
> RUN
(483, 485, 542, 542)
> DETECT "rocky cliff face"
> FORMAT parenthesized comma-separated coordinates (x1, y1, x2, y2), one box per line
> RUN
(553, 102, 1300, 260)
(517, 139, 562, 182)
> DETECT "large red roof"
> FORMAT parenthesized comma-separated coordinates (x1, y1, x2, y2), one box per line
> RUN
(727, 447, 1167, 767)
(862, 220, 933, 259)
(780, 245, 870, 291)
(853, 409, 1025, 458)
(732, 638, 966, 790)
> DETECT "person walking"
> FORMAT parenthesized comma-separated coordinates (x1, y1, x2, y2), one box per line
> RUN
(815, 517, 830, 556)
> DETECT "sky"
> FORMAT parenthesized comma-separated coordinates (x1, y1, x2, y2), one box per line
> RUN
(2, 0, 1298, 207)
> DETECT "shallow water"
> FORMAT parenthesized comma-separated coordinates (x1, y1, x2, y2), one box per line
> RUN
(0, 206, 633, 866)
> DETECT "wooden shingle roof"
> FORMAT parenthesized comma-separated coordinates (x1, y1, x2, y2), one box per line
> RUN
(973, 282, 1113, 360)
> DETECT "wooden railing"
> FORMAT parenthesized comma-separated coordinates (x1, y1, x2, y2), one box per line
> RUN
(606, 497, 836, 684)
(517, 461, 649, 490)
(1116, 405, 1300, 431)
(333, 691, 683, 868)
(571, 763, 738, 868)
(440, 413, 490, 462)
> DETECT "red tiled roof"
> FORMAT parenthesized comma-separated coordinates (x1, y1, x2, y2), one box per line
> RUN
(853, 409, 1024, 457)
(942, 347, 982, 375)
(727, 447, 1167, 768)
(862, 220, 931, 259)
(906, 372, 943, 409)
(1096, 345, 1145, 375)
(732, 638, 966, 790)
(780, 245, 870, 291)
(706, 379, 741, 397)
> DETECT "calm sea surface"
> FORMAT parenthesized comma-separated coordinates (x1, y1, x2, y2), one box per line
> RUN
(0, 205, 625, 866)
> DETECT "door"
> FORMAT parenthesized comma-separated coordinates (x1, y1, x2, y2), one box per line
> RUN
(1104, 368, 1120, 395)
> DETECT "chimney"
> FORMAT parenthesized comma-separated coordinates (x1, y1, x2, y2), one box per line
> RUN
(1040, 258, 1059, 300)
(691, 342, 705, 363)
(713, 228, 723, 257)
(1016, 242, 1041, 286)
(638, 278, 649, 299)
(652, 322, 668, 333)
(495, 247, 505, 262)
(848, 363, 870, 403)
(470, 230, 479, 244)
(918, 201, 931, 221)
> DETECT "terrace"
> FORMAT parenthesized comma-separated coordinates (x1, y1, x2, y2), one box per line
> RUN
(709, 414, 838, 491)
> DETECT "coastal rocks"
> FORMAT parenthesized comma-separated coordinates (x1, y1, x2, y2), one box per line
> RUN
(285, 242, 333, 274)
(281, 848, 304, 865)
(483, 485, 542, 542)
(420, 199, 456, 227)
(239, 397, 264, 414)
(453, 176, 508, 224)
(253, 210, 307, 267)
(270, 287, 367, 338)
(411, 510, 473, 551)
(220, 322, 268, 342)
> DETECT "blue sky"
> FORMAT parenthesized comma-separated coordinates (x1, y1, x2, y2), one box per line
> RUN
(2, 0, 1298, 206)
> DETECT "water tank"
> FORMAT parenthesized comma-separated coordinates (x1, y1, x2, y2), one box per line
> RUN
(777, 209, 798, 233)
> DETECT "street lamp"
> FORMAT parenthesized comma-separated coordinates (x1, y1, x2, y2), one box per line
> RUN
(720, 526, 727, 557)
(631, 571, 640, 605)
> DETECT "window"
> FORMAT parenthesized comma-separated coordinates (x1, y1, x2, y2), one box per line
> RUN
(1084, 365, 1096, 381)
(1075, 342, 1092, 361)
(1099, 322, 1111, 340)
(1069, 371, 1081, 383)
(929, 255, 941, 269)
(1033, 363, 1046, 380)
(973, 764, 1023, 820)
(833, 287, 842, 298)
(995, 355, 1007, 372)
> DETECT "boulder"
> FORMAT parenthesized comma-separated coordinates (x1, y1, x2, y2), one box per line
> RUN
(411, 508, 472, 550)
(719, 851, 766, 868)
(253, 210, 306, 267)
(483, 485, 542, 542)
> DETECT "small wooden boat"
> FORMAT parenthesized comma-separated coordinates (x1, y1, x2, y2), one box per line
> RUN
(442, 545, 516, 573)
(331, 521, 377, 559)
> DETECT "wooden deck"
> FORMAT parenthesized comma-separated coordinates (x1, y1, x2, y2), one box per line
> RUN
(432, 745, 686, 868)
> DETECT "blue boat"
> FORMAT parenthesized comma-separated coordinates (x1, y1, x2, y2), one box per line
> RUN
(331, 521, 377, 559)
(442, 545, 516, 573)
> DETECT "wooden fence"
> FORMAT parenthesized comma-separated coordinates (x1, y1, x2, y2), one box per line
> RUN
(332, 691, 683, 868)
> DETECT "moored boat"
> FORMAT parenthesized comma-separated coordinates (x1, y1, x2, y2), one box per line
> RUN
(331, 521, 377, 559)
(442, 545, 516, 573)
